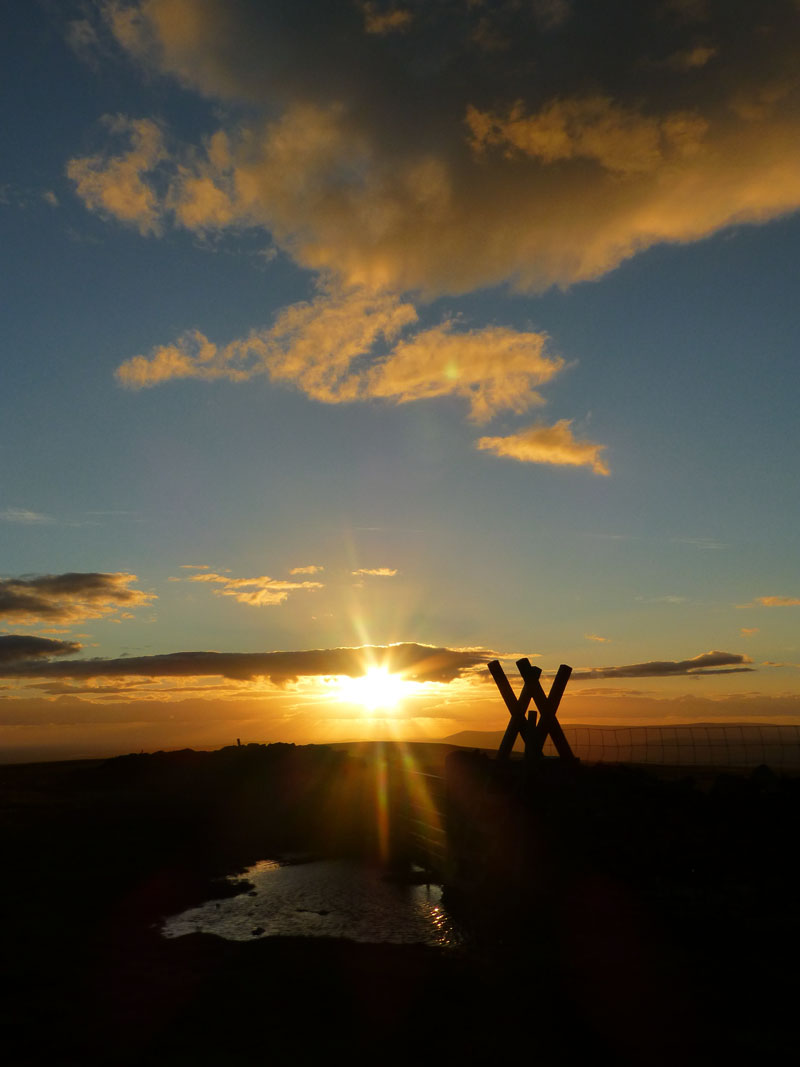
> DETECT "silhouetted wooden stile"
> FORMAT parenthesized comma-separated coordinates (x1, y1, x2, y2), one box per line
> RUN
(488, 657, 576, 763)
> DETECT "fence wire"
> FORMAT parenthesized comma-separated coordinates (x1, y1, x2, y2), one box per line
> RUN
(541, 723, 800, 769)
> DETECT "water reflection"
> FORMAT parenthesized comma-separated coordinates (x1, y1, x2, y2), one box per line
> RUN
(162, 859, 461, 948)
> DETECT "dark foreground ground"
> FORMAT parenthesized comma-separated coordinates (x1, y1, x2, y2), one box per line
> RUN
(1, 743, 798, 1065)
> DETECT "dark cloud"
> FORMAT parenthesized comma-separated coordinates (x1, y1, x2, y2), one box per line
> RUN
(0, 642, 489, 684)
(572, 650, 754, 680)
(71, 0, 800, 294)
(0, 635, 81, 665)
(0, 572, 155, 623)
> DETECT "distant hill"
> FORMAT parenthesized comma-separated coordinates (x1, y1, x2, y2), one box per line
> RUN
(440, 730, 509, 751)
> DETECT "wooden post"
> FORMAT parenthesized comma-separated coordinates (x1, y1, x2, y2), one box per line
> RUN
(488, 659, 537, 760)
(517, 660, 575, 761)
(515, 658, 541, 765)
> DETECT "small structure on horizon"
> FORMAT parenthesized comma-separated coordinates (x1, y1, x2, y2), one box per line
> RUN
(487, 657, 576, 763)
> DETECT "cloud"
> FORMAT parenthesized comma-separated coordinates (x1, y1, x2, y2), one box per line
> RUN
(117, 287, 416, 394)
(572, 650, 754, 681)
(666, 44, 718, 70)
(740, 627, 759, 637)
(67, 115, 166, 235)
(0, 642, 490, 684)
(756, 595, 800, 607)
(65, 17, 101, 62)
(0, 508, 103, 530)
(0, 508, 53, 524)
(351, 567, 397, 577)
(365, 323, 561, 421)
(116, 286, 562, 421)
(0, 635, 82, 665)
(187, 571, 323, 606)
(66, 1, 800, 296)
(585, 633, 611, 643)
(0, 572, 155, 624)
(289, 565, 323, 575)
(359, 3, 413, 36)
(477, 420, 609, 474)
(637, 594, 688, 604)
(467, 95, 708, 177)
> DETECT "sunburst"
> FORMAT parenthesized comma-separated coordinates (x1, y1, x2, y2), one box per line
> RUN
(336, 666, 410, 712)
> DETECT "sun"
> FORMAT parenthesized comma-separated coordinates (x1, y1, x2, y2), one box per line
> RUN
(336, 666, 409, 712)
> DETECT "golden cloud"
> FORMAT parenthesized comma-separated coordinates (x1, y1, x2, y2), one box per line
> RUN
(466, 96, 708, 177)
(757, 596, 800, 607)
(66, 1, 800, 294)
(64, 1, 800, 474)
(365, 323, 561, 421)
(351, 568, 397, 577)
(67, 115, 166, 235)
(116, 286, 562, 421)
(187, 571, 323, 606)
(476, 420, 609, 475)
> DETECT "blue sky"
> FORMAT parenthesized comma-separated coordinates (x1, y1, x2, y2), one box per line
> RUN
(2, 1, 800, 760)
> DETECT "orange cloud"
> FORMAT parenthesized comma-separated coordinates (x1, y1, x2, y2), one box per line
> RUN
(366, 323, 561, 421)
(351, 568, 397, 577)
(65, 1, 800, 479)
(289, 565, 323, 575)
(67, 2, 800, 294)
(188, 571, 323, 606)
(466, 96, 708, 177)
(116, 286, 562, 421)
(757, 596, 800, 607)
(476, 420, 609, 475)
(116, 288, 415, 393)
(66, 115, 166, 235)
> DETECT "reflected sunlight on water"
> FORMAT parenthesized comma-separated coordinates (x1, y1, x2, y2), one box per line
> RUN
(162, 859, 461, 948)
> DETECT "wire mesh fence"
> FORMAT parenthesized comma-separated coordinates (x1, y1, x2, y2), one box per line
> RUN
(542, 723, 800, 769)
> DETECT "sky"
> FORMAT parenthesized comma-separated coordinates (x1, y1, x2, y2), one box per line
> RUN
(2, 0, 800, 762)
